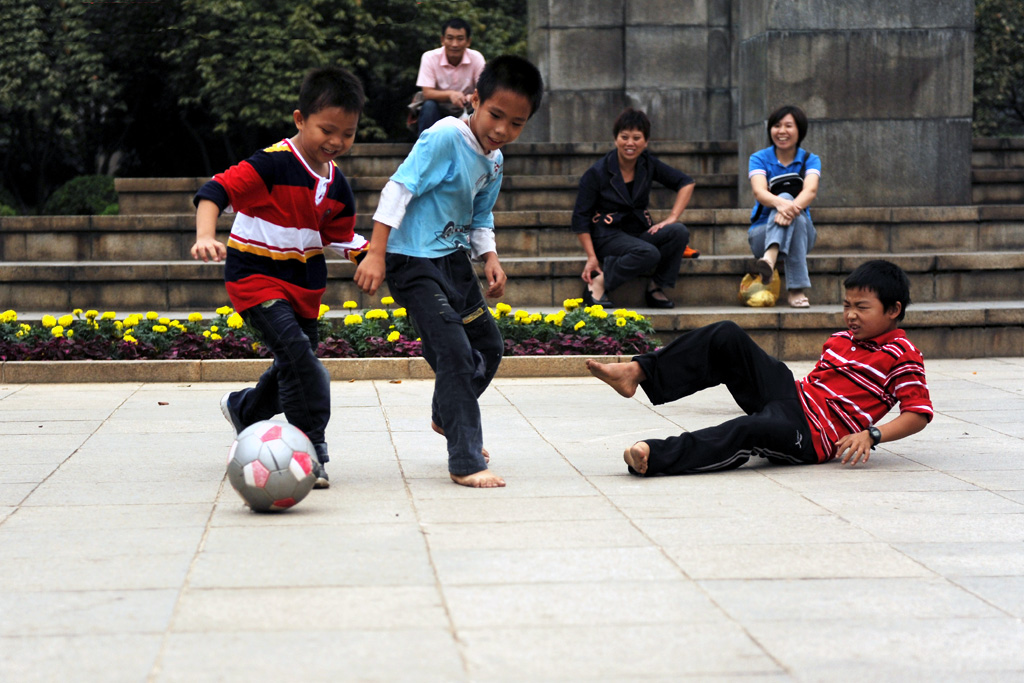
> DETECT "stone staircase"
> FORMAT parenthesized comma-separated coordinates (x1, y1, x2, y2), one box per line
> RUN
(1, 140, 1021, 359)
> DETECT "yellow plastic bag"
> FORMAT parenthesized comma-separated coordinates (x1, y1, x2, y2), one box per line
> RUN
(738, 270, 781, 307)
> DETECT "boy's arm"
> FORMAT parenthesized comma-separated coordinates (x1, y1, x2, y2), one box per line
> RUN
(353, 221, 392, 295)
(834, 411, 929, 466)
(191, 199, 226, 262)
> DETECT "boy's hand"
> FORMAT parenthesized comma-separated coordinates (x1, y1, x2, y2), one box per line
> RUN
(482, 254, 506, 299)
(191, 238, 226, 263)
(835, 430, 874, 466)
(354, 252, 386, 295)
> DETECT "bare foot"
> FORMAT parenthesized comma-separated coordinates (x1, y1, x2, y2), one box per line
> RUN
(450, 470, 506, 488)
(431, 421, 490, 463)
(623, 441, 650, 475)
(585, 359, 642, 398)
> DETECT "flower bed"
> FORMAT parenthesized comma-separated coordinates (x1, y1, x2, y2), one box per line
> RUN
(0, 299, 659, 361)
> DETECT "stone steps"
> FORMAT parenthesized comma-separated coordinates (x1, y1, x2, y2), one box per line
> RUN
(6, 205, 1023, 262)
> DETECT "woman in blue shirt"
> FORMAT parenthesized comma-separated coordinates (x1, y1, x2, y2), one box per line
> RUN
(748, 105, 821, 308)
(571, 108, 697, 308)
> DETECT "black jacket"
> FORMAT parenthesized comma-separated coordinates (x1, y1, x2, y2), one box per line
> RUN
(571, 149, 694, 234)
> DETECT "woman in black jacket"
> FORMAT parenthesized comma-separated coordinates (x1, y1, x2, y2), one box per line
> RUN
(571, 108, 697, 308)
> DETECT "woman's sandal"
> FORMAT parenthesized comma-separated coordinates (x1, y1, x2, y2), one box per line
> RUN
(788, 293, 810, 308)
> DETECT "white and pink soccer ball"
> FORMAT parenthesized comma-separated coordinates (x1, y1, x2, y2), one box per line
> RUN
(226, 420, 316, 512)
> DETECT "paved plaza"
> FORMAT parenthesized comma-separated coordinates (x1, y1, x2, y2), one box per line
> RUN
(1, 357, 1023, 681)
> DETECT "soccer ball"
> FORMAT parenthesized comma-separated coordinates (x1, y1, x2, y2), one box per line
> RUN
(226, 420, 317, 512)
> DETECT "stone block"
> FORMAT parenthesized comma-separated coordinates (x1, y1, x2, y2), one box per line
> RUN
(322, 358, 413, 381)
(548, 0, 624, 26)
(199, 359, 272, 382)
(758, 0, 973, 31)
(779, 329, 830, 360)
(544, 91, 629, 143)
(935, 271, 1024, 301)
(890, 223, 977, 253)
(0, 283, 71, 311)
(626, 0, 707, 25)
(549, 28, 623, 90)
(626, 89, 710, 141)
(2, 361, 200, 384)
(1, 234, 26, 261)
(625, 26, 709, 89)
(94, 234, 180, 261)
(980, 224, 1024, 251)
(815, 224, 888, 253)
(24, 234, 80, 261)
(496, 355, 609, 378)
(502, 279, 554, 307)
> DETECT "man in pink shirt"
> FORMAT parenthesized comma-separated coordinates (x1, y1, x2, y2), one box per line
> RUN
(414, 18, 486, 135)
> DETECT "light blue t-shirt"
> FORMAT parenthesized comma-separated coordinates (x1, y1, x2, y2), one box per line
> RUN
(387, 118, 503, 258)
(748, 146, 822, 228)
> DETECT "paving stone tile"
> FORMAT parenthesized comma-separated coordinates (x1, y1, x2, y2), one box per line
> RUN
(414, 495, 623, 523)
(741, 617, 1024, 680)
(895, 542, 1024, 577)
(664, 542, 932, 580)
(0, 634, 163, 683)
(761, 469, 976, 492)
(0, 589, 178, 636)
(955, 577, 1024, 619)
(0, 553, 194, 591)
(458, 623, 781, 680)
(1, 503, 212, 531)
(802, 489, 1024, 515)
(0, 462, 59, 484)
(699, 577, 1003, 622)
(0, 526, 205, 560)
(634, 514, 876, 547)
(422, 518, 649, 551)
(433, 547, 682, 585)
(841, 512, 1024, 543)
(445, 580, 728, 629)
(603, 488, 827, 518)
(0, 482, 36, 506)
(406, 474, 600, 499)
(22, 479, 220, 506)
(154, 630, 465, 682)
(171, 586, 448, 632)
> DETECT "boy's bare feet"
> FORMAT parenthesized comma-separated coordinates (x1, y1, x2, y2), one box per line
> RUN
(450, 470, 506, 488)
(623, 441, 650, 475)
(585, 359, 643, 398)
(431, 421, 490, 462)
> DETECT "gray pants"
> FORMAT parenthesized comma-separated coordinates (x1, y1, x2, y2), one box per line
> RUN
(747, 192, 817, 290)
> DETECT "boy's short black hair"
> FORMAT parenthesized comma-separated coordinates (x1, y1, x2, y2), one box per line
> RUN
(475, 55, 544, 117)
(442, 17, 471, 39)
(613, 108, 651, 140)
(297, 66, 365, 118)
(844, 260, 912, 322)
(766, 104, 809, 147)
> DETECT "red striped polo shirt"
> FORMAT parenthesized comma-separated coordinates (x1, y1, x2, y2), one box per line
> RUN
(797, 329, 933, 462)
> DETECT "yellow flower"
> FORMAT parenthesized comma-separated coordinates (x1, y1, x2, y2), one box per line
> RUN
(530, 313, 543, 323)
(41, 315, 56, 328)
(20, 324, 30, 332)
(123, 334, 138, 344)
(146, 311, 158, 320)
(574, 320, 586, 331)
(544, 313, 562, 325)
(589, 308, 608, 319)
(210, 325, 219, 333)
(101, 311, 116, 320)
(343, 300, 358, 309)
(613, 308, 629, 318)
(387, 331, 400, 343)
(85, 310, 99, 320)
(203, 330, 211, 338)
(124, 314, 141, 327)
(393, 308, 407, 318)
(318, 304, 330, 319)
(381, 296, 395, 306)
(152, 325, 168, 333)
(495, 302, 512, 316)
(72, 308, 83, 316)
(58, 314, 74, 327)
(67, 329, 74, 337)
(616, 317, 627, 327)
(226, 314, 244, 329)
(51, 325, 64, 338)
(114, 321, 123, 330)
(188, 312, 203, 323)
(563, 298, 582, 310)
(16, 330, 25, 338)
(216, 306, 232, 316)
(365, 309, 389, 320)
(158, 317, 170, 325)
(344, 314, 363, 326)
(0, 309, 16, 323)
(210, 333, 222, 340)
(124, 328, 134, 336)
(514, 309, 530, 322)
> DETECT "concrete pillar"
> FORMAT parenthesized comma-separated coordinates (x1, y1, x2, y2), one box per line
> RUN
(737, 0, 974, 207)
(525, 0, 738, 143)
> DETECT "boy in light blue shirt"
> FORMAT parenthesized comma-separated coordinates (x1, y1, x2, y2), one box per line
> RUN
(355, 55, 544, 488)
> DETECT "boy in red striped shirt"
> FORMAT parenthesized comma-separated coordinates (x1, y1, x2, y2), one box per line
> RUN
(191, 66, 369, 489)
(586, 260, 932, 475)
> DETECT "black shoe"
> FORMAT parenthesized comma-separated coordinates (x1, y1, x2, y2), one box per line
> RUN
(311, 458, 330, 489)
(645, 287, 675, 309)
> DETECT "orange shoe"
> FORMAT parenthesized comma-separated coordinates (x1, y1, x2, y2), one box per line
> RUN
(683, 245, 700, 259)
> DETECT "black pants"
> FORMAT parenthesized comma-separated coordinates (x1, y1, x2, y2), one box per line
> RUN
(592, 222, 689, 293)
(633, 321, 818, 476)
(385, 251, 503, 475)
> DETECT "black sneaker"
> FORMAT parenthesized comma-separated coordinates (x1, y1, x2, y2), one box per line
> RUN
(311, 458, 330, 489)
(220, 392, 245, 436)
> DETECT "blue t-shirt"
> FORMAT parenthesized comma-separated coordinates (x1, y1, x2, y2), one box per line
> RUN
(387, 118, 503, 258)
(748, 146, 822, 228)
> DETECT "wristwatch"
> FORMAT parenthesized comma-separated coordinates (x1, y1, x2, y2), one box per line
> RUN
(867, 426, 882, 449)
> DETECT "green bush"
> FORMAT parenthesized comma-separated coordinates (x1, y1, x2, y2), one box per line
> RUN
(43, 175, 118, 216)
(0, 187, 16, 216)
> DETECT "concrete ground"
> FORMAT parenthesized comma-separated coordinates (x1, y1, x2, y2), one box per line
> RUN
(1, 357, 1023, 682)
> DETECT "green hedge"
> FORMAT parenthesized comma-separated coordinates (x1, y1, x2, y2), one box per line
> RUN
(43, 175, 118, 216)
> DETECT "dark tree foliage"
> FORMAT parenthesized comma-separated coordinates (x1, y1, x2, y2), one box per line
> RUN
(975, 0, 1024, 136)
(0, 0, 526, 210)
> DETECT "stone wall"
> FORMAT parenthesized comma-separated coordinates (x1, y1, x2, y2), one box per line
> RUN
(525, 0, 737, 143)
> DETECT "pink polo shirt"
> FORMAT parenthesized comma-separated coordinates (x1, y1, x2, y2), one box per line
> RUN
(416, 46, 486, 95)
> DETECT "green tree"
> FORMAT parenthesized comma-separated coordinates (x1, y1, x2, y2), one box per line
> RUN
(975, 0, 1024, 136)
